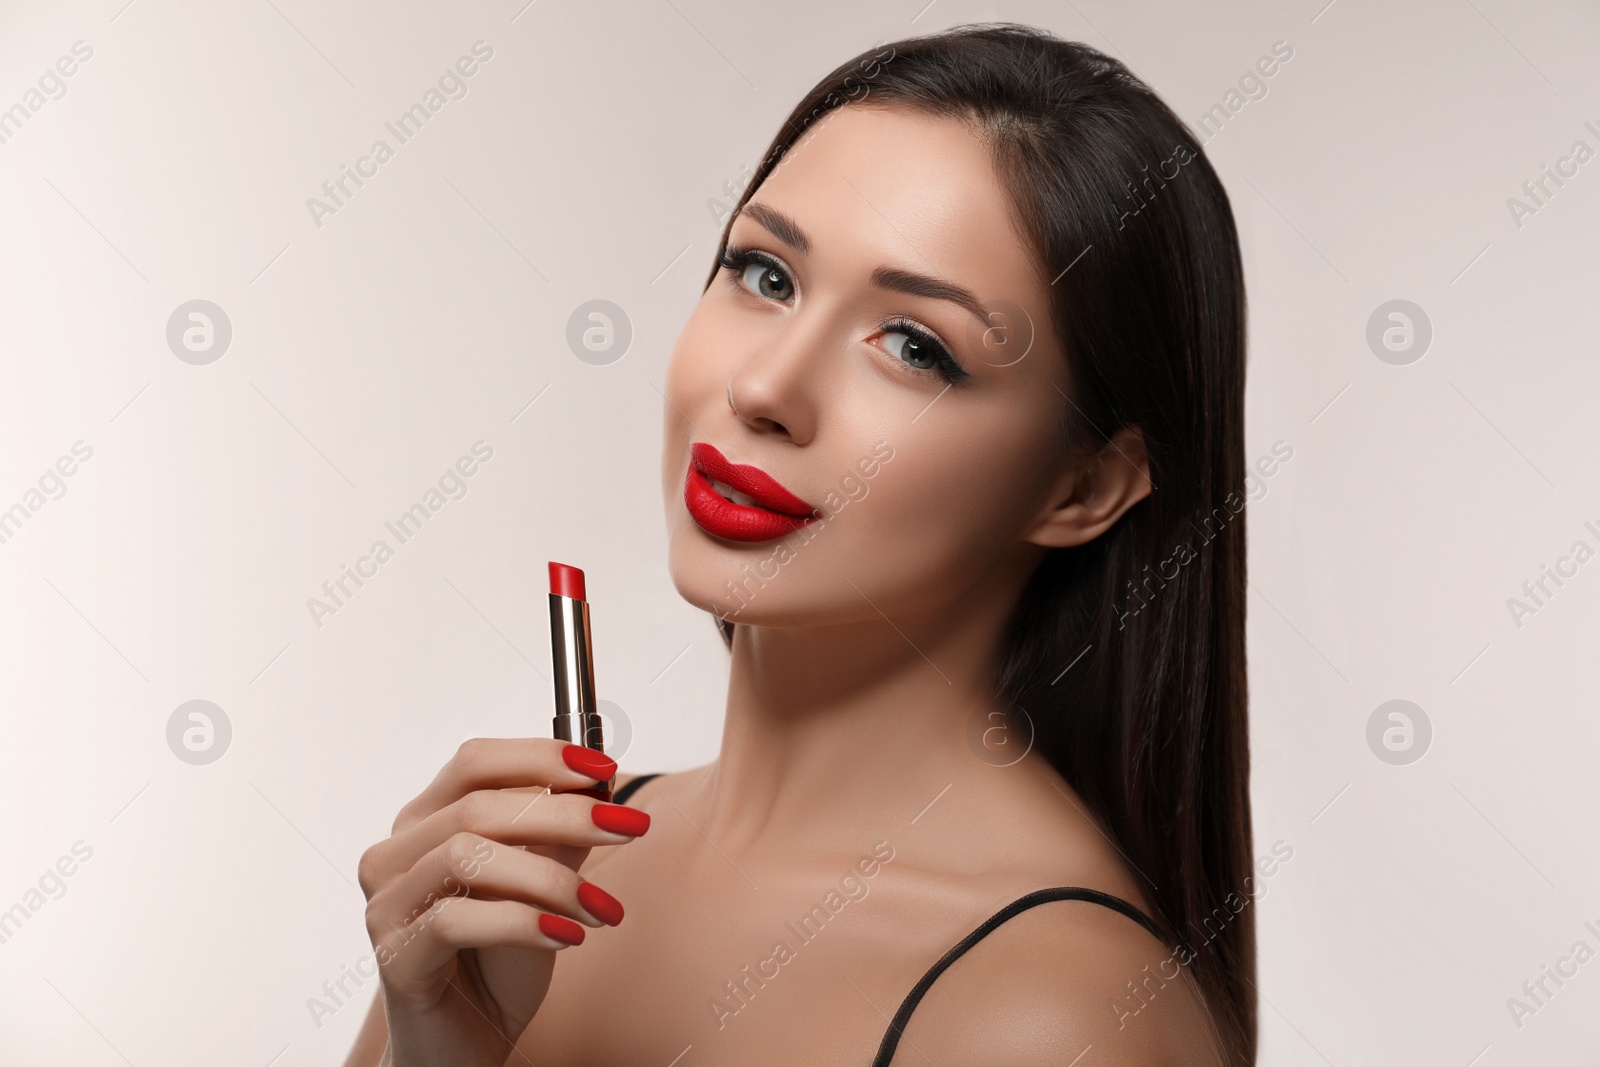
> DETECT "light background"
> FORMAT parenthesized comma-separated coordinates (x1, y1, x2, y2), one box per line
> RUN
(1, 0, 1597, 1063)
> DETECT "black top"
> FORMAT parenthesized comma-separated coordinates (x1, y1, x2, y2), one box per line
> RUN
(612, 773, 1167, 1065)
(610, 772, 662, 806)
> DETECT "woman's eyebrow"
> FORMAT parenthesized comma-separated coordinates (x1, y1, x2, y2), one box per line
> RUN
(738, 200, 992, 328)
(869, 267, 991, 328)
(741, 201, 810, 255)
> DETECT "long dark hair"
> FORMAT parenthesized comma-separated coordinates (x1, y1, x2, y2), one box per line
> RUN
(701, 23, 1254, 1064)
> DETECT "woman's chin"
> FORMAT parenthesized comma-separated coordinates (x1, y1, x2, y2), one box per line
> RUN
(666, 547, 801, 628)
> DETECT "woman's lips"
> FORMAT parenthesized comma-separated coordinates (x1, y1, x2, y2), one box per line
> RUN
(684, 442, 820, 543)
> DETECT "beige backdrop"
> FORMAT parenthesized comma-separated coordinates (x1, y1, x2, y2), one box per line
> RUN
(1, 0, 1597, 1063)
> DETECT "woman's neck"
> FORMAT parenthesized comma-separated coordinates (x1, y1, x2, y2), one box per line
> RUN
(692, 550, 1053, 859)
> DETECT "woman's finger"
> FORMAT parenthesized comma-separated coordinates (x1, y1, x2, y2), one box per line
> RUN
(372, 894, 586, 994)
(358, 789, 648, 896)
(391, 737, 618, 835)
(367, 831, 625, 936)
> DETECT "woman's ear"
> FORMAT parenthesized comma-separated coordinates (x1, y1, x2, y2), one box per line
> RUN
(1023, 426, 1152, 549)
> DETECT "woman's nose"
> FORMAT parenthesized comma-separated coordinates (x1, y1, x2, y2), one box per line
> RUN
(724, 310, 830, 445)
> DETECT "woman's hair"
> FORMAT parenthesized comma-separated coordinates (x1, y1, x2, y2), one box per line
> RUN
(701, 23, 1254, 1064)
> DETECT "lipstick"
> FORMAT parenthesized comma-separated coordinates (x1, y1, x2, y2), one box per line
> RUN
(548, 561, 612, 801)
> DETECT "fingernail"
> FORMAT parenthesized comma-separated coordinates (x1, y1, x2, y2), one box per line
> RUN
(576, 881, 625, 926)
(562, 743, 618, 781)
(539, 912, 587, 946)
(591, 802, 651, 837)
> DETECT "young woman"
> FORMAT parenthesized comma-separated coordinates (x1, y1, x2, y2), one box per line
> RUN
(347, 22, 1254, 1066)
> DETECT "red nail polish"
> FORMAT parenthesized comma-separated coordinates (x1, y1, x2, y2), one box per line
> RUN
(539, 912, 586, 946)
(566, 786, 613, 802)
(576, 881, 625, 926)
(591, 802, 651, 837)
(562, 743, 618, 781)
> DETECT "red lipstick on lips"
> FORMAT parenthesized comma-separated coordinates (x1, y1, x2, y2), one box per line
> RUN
(548, 561, 611, 802)
(684, 442, 821, 543)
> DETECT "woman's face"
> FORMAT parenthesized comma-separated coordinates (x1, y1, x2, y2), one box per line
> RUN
(661, 103, 1076, 627)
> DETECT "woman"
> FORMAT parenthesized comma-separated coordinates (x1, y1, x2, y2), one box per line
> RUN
(347, 22, 1254, 1066)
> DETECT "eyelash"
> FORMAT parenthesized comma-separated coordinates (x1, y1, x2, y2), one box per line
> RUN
(717, 244, 972, 386)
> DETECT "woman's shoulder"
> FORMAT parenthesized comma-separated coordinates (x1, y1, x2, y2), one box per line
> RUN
(882, 884, 1227, 1067)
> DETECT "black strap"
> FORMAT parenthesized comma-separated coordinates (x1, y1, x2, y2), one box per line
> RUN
(869, 887, 1167, 1067)
(612, 773, 662, 807)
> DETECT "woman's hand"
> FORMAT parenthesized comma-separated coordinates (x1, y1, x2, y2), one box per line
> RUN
(356, 738, 648, 1067)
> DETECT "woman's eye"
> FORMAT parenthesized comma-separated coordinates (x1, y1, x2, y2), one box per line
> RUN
(882, 326, 942, 371)
(740, 261, 793, 301)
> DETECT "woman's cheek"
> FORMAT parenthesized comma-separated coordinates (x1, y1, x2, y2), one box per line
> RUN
(841, 454, 950, 557)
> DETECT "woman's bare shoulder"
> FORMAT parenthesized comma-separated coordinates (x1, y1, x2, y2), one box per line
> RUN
(880, 891, 1227, 1067)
